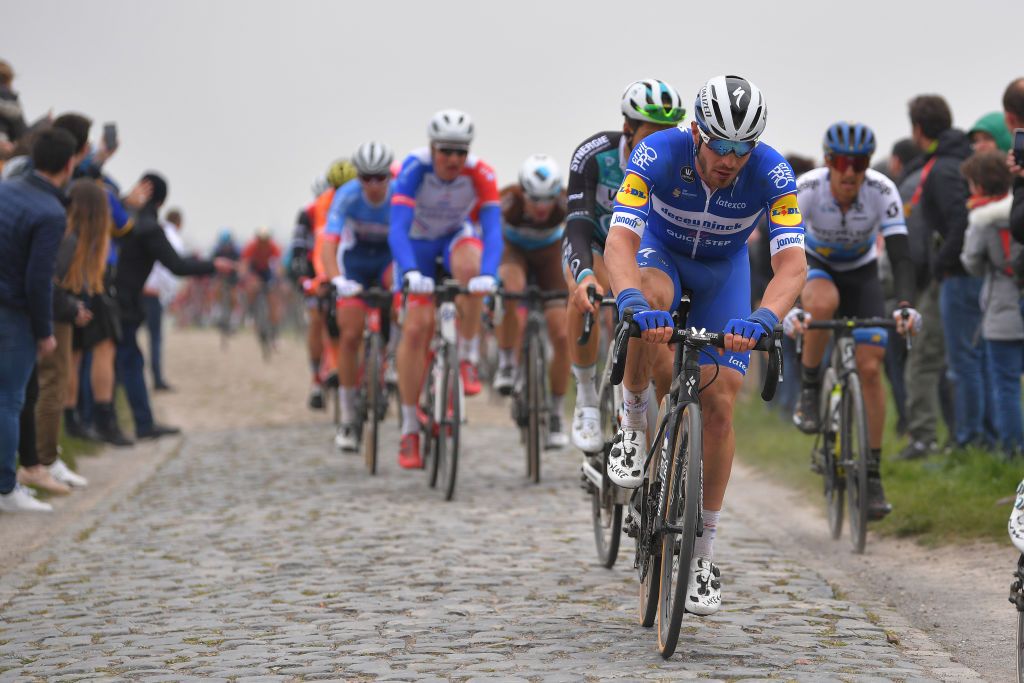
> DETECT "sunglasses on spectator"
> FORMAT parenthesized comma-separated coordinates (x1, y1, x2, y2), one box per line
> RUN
(359, 173, 389, 183)
(437, 147, 468, 157)
(697, 126, 757, 157)
(828, 154, 871, 173)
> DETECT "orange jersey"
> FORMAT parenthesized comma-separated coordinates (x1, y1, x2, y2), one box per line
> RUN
(310, 188, 336, 277)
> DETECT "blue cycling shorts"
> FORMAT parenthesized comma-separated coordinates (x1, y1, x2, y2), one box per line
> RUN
(396, 223, 480, 289)
(343, 244, 393, 288)
(636, 229, 753, 375)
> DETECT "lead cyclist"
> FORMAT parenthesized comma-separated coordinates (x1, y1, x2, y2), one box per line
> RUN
(604, 75, 807, 615)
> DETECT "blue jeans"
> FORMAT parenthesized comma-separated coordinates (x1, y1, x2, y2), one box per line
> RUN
(143, 295, 165, 387)
(940, 276, 991, 447)
(0, 307, 37, 494)
(985, 339, 1024, 453)
(115, 319, 154, 434)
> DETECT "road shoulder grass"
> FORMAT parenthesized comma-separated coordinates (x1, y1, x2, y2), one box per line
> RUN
(732, 390, 1020, 545)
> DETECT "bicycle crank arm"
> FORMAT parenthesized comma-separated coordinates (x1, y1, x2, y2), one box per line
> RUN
(581, 459, 605, 490)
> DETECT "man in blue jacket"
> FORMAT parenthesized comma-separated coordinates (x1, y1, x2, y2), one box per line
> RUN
(0, 128, 76, 513)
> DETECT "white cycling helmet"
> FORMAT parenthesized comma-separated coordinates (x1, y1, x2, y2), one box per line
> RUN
(427, 109, 474, 148)
(621, 79, 686, 125)
(353, 141, 394, 176)
(518, 154, 562, 200)
(694, 74, 766, 142)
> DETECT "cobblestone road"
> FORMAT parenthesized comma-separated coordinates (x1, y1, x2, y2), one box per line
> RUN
(0, 403, 983, 681)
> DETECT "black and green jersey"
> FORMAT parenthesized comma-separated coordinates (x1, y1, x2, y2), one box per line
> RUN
(562, 130, 627, 279)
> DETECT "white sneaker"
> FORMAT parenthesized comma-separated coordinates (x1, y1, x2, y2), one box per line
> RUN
(685, 558, 722, 615)
(607, 428, 646, 488)
(571, 405, 602, 452)
(1010, 479, 1024, 553)
(50, 459, 88, 488)
(334, 424, 359, 452)
(0, 484, 54, 512)
(545, 414, 569, 450)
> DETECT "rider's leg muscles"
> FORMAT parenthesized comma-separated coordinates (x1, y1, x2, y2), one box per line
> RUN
(545, 306, 570, 399)
(397, 304, 434, 434)
(695, 366, 744, 559)
(337, 302, 366, 425)
(566, 252, 609, 403)
(622, 267, 675, 428)
(799, 275, 839, 378)
(496, 257, 526, 368)
(856, 343, 887, 451)
(450, 240, 483, 363)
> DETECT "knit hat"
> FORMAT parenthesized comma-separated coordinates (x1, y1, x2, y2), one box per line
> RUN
(968, 111, 1012, 152)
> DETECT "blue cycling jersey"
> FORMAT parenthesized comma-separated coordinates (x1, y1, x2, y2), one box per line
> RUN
(323, 178, 393, 248)
(609, 128, 805, 260)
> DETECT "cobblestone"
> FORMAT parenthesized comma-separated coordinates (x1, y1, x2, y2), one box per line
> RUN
(0, 414, 980, 680)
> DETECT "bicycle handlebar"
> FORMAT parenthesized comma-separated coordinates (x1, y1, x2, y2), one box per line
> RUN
(577, 285, 617, 346)
(794, 314, 911, 354)
(609, 309, 783, 402)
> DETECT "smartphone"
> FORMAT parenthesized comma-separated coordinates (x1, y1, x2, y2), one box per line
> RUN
(102, 122, 118, 152)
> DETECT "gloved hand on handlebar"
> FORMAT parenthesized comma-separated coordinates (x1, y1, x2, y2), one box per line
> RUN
(894, 305, 922, 335)
(616, 288, 674, 332)
(404, 271, 435, 294)
(782, 307, 810, 337)
(725, 307, 779, 342)
(468, 274, 497, 294)
(331, 276, 362, 298)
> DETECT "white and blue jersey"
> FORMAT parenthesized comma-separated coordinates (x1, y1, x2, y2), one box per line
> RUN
(388, 148, 503, 281)
(323, 179, 393, 287)
(609, 127, 805, 375)
(796, 167, 906, 271)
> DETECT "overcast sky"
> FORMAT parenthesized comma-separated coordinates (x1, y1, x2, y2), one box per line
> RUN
(6, 0, 1022, 250)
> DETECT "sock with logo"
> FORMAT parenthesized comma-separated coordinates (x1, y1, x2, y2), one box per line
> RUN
(498, 348, 515, 370)
(693, 508, 720, 560)
(622, 386, 649, 431)
(339, 387, 355, 425)
(459, 336, 480, 364)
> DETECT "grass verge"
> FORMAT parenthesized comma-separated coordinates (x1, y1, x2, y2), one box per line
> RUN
(733, 390, 1020, 545)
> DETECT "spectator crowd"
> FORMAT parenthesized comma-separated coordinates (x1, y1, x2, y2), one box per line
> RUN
(0, 59, 233, 512)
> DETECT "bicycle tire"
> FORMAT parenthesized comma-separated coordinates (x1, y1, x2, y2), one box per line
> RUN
(638, 395, 669, 629)
(526, 331, 543, 484)
(592, 445, 623, 569)
(843, 372, 869, 554)
(436, 343, 461, 501)
(424, 354, 440, 486)
(658, 401, 702, 659)
(819, 367, 844, 540)
(363, 333, 382, 476)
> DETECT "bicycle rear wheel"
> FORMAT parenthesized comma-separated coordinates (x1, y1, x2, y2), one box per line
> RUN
(819, 368, 843, 540)
(526, 332, 544, 484)
(658, 401, 702, 659)
(436, 343, 461, 501)
(843, 372, 869, 554)
(363, 333, 382, 475)
(591, 446, 623, 569)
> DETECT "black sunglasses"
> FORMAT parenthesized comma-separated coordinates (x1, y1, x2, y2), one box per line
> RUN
(437, 147, 468, 157)
(359, 173, 389, 183)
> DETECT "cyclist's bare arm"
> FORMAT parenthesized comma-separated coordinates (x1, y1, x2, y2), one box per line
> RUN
(604, 227, 642, 299)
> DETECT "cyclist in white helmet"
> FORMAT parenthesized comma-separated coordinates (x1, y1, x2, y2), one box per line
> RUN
(389, 110, 504, 469)
(321, 141, 396, 451)
(605, 75, 807, 614)
(562, 78, 687, 454)
(493, 154, 570, 448)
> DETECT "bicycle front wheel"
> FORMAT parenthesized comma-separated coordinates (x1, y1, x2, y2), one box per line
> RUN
(436, 344, 461, 501)
(526, 331, 544, 484)
(363, 333, 382, 476)
(843, 372, 869, 554)
(819, 367, 844, 540)
(592, 446, 623, 569)
(658, 400, 702, 659)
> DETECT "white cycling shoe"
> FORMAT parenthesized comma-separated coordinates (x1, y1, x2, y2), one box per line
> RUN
(334, 425, 359, 453)
(685, 557, 722, 616)
(571, 405, 602, 452)
(607, 428, 646, 489)
(1010, 479, 1024, 553)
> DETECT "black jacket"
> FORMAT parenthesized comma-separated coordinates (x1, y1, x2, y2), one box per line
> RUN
(114, 204, 214, 324)
(1010, 176, 1024, 245)
(918, 129, 972, 278)
(52, 234, 82, 324)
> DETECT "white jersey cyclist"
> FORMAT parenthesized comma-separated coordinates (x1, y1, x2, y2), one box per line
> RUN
(797, 166, 907, 271)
